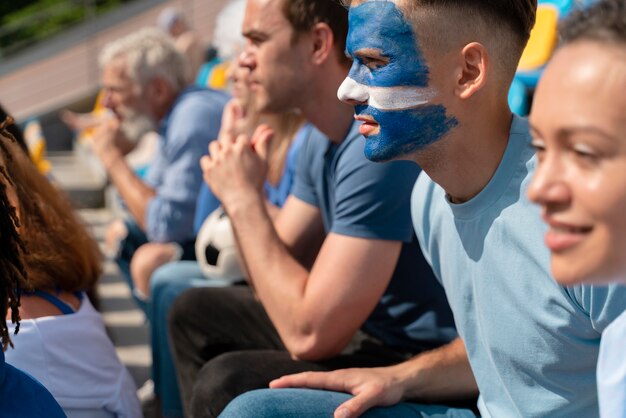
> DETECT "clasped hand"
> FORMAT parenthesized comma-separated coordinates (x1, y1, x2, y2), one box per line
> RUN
(200, 100, 274, 209)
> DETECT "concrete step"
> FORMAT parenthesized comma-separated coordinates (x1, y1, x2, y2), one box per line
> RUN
(49, 148, 107, 209)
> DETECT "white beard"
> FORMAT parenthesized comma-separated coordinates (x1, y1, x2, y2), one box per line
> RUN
(120, 110, 157, 144)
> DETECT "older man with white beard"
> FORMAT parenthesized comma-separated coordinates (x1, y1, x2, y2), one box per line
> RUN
(91, 28, 229, 312)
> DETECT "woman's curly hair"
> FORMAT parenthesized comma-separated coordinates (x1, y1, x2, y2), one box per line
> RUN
(0, 116, 28, 350)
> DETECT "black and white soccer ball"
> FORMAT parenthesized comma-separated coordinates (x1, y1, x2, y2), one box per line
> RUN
(195, 207, 243, 282)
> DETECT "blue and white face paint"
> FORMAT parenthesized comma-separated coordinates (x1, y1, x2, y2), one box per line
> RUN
(339, 0, 458, 162)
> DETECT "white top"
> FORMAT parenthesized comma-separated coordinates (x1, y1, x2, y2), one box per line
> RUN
(5, 297, 141, 418)
(598, 308, 626, 418)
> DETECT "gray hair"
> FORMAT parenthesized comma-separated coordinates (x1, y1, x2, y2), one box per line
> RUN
(212, 0, 246, 59)
(99, 27, 190, 92)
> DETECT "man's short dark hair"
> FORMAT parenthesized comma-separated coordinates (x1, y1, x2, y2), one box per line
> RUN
(341, 0, 536, 82)
(341, 0, 536, 46)
(281, 0, 350, 65)
(560, 0, 626, 46)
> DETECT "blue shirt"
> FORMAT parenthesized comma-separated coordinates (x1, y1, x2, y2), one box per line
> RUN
(144, 86, 230, 243)
(412, 115, 626, 417)
(598, 307, 626, 418)
(0, 349, 66, 417)
(292, 121, 456, 353)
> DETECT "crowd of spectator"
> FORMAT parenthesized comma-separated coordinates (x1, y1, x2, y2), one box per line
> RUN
(0, 0, 624, 418)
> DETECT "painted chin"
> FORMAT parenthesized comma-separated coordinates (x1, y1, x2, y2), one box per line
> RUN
(363, 134, 400, 163)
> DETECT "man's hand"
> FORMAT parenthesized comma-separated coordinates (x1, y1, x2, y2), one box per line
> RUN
(269, 338, 478, 418)
(91, 117, 134, 170)
(270, 366, 406, 418)
(200, 123, 274, 210)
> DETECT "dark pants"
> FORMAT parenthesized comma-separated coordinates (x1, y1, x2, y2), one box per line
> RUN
(168, 286, 410, 418)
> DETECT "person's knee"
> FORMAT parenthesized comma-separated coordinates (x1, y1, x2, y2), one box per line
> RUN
(132, 243, 180, 296)
(220, 388, 350, 418)
(220, 389, 284, 418)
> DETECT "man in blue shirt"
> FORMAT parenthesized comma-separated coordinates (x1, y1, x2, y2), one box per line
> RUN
(221, 1, 626, 417)
(167, 1, 456, 417)
(90, 28, 228, 310)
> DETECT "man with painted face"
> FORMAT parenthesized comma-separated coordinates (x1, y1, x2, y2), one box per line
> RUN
(219, 1, 626, 417)
(167, 0, 457, 417)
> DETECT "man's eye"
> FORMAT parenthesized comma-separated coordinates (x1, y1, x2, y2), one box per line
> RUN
(359, 56, 389, 70)
(247, 37, 264, 47)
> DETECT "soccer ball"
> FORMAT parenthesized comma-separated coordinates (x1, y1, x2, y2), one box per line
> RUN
(195, 207, 243, 282)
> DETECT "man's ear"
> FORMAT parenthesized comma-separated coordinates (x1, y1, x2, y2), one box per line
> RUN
(310, 22, 335, 65)
(455, 42, 489, 100)
(147, 77, 174, 110)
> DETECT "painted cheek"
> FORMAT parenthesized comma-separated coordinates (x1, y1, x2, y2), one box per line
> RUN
(337, 77, 369, 104)
(362, 105, 458, 162)
(348, 2, 430, 88)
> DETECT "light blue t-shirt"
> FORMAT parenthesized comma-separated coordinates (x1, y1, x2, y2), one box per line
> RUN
(144, 86, 230, 243)
(598, 307, 626, 418)
(292, 121, 457, 354)
(412, 115, 626, 417)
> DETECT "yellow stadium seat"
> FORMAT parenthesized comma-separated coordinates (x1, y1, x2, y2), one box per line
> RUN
(207, 61, 229, 90)
(23, 119, 51, 175)
(518, 4, 559, 72)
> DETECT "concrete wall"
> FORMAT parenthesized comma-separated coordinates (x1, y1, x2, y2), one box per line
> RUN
(0, 0, 230, 123)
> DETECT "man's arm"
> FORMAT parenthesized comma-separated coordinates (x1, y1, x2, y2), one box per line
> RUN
(229, 192, 402, 360)
(202, 129, 402, 360)
(92, 120, 155, 229)
(270, 337, 478, 418)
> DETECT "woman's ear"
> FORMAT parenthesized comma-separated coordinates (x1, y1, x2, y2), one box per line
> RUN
(455, 42, 489, 100)
(310, 22, 335, 65)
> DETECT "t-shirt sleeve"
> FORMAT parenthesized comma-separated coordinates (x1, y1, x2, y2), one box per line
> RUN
(291, 132, 319, 208)
(331, 139, 419, 242)
(566, 283, 626, 333)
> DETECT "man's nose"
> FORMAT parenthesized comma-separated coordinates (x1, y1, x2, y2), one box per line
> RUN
(101, 90, 114, 109)
(337, 77, 369, 106)
(238, 48, 255, 71)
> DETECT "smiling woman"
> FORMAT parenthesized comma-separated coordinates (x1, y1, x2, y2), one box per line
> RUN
(526, 1, 626, 417)
(527, 5, 626, 287)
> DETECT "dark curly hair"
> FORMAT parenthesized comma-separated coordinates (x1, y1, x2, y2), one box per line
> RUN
(0, 116, 27, 351)
(560, 0, 626, 45)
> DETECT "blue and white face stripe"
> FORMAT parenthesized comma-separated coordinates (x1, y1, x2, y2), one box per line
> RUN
(339, 0, 458, 162)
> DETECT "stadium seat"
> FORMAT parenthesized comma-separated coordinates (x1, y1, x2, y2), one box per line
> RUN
(508, 78, 529, 117)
